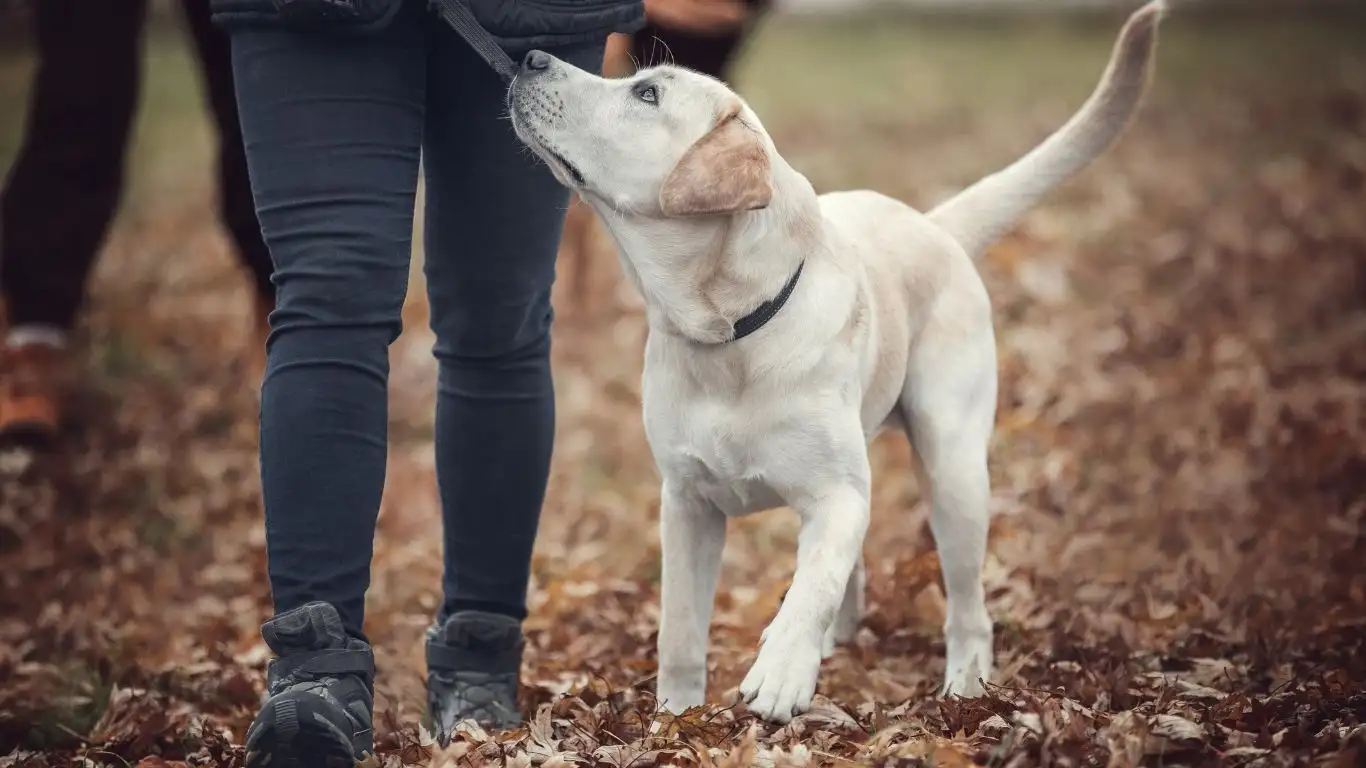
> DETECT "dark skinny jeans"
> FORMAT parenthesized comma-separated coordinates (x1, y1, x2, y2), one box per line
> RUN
(227, 0, 603, 639)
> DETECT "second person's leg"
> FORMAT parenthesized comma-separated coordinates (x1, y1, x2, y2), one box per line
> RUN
(0, 0, 147, 440)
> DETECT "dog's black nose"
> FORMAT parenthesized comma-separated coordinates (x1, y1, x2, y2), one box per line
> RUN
(522, 50, 551, 73)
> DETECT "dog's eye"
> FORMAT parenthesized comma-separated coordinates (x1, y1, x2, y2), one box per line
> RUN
(636, 84, 659, 104)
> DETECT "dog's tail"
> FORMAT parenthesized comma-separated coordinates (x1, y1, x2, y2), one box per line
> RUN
(927, 0, 1165, 261)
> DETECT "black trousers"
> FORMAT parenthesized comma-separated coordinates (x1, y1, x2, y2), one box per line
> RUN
(0, 0, 274, 330)
(227, 0, 605, 640)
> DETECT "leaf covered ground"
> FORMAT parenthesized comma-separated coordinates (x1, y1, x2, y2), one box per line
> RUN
(2, 6, 1365, 767)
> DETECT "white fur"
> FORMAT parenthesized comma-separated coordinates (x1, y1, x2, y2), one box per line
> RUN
(508, 0, 1165, 722)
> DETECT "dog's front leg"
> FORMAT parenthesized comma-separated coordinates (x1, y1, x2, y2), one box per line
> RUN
(656, 482, 727, 714)
(823, 554, 864, 658)
(740, 482, 870, 723)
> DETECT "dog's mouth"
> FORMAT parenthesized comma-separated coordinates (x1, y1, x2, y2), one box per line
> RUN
(508, 92, 586, 188)
(544, 146, 585, 187)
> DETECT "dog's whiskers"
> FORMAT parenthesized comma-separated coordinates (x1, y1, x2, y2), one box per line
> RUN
(650, 36, 676, 68)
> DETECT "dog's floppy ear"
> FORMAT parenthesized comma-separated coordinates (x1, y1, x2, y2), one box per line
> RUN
(659, 110, 773, 218)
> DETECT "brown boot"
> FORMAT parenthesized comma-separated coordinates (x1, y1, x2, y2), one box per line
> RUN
(0, 342, 71, 443)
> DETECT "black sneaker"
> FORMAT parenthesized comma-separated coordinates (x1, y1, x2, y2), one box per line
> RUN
(425, 611, 524, 745)
(245, 602, 379, 768)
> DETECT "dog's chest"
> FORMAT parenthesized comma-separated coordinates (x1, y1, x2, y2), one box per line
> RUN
(660, 401, 787, 517)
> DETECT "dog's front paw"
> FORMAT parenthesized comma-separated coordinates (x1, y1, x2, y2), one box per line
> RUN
(939, 631, 993, 698)
(738, 636, 822, 723)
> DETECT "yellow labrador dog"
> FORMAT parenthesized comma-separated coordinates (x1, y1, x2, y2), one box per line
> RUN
(510, 0, 1165, 722)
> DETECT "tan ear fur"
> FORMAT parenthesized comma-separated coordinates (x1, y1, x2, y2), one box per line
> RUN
(659, 112, 773, 218)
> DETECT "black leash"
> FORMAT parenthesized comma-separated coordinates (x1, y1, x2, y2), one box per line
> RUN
(731, 261, 804, 342)
(428, 0, 518, 84)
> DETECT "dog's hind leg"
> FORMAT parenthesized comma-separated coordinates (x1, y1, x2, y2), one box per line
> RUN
(900, 318, 997, 698)
(656, 482, 727, 714)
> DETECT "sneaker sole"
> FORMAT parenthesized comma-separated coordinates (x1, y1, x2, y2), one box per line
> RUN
(245, 696, 378, 768)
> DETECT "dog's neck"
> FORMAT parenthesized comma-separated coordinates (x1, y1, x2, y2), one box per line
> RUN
(589, 159, 821, 345)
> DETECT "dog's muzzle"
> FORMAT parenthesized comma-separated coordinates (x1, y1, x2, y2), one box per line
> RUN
(508, 57, 585, 188)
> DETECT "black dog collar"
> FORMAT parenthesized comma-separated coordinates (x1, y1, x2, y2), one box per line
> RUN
(730, 261, 805, 342)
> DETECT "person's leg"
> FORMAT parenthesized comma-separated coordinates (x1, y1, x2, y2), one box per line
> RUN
(233, 12, 424, 642)
(226, 3, 426, 762)
(0, 0, 147, 439)
(177, 0, 275, 369)
(419, 19, 606, 736)
(425, 35, 606, 626)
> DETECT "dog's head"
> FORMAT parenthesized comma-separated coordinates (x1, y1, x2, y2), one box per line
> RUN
(508, 50, 774, 219)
